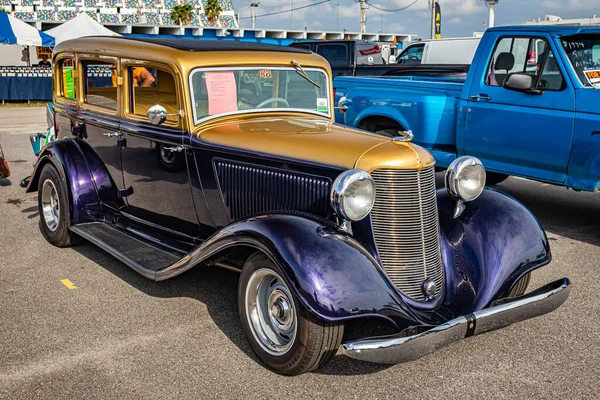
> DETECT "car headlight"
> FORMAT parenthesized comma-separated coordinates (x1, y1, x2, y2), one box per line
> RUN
(445, 156, 486, 202)
(331, 169, 375, 221)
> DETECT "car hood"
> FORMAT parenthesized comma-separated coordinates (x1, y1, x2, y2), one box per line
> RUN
(196, 115, 435, 171)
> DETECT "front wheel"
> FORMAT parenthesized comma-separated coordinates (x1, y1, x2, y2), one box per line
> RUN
(238, 252, 344, 375)
(37, 163, 81, 247)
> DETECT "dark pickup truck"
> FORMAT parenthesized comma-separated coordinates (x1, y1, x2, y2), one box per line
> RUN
(289, 40, 470, 78)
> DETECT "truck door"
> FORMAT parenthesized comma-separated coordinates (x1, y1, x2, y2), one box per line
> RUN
(315, 43, 353, 77)
(463, 35, 575, 184)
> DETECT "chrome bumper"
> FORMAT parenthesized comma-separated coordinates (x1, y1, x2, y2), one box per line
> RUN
(341, 278, 570, 364)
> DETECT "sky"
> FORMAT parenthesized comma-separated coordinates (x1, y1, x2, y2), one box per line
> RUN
(231, 0, 600, 39)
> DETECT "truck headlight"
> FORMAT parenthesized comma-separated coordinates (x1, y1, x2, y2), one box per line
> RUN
(331, 169, 375, 221)
(445, 156, 486, 202)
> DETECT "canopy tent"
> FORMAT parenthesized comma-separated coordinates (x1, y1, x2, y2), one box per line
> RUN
(0, 11, 54, 46)
(46, 13, 119, 46)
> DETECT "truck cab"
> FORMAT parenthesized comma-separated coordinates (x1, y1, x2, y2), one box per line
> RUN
(335, 26, 600, 192)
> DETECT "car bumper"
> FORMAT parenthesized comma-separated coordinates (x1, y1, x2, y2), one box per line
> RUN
(341, 277, 570, 364)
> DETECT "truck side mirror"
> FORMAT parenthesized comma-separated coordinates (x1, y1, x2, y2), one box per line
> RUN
(337, 96, 349, 113)
(503, 73, 542, 95)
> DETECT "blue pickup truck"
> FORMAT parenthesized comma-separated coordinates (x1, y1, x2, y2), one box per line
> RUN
(334, 25, 600, 189)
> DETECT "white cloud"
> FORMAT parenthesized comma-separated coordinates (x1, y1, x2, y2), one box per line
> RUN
(544, 0, 600, 12)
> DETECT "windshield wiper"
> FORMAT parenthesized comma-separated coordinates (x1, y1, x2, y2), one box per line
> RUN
(291, 60, 321, 89)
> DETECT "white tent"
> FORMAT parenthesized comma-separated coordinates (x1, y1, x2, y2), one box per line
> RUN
(47, 13, 119, 45)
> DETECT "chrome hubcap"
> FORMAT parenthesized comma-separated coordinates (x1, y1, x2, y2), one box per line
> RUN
(245, 268, 297, 356)
(41, 179, 60, 232)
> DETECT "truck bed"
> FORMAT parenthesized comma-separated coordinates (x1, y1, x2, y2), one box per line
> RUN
(334, 75, 465, 166)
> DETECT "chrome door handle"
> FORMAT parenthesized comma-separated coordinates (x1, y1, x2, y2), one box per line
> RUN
(163, 145, 185, 152)
(102, 132, 121, 137)
(470, 94, 491, 101)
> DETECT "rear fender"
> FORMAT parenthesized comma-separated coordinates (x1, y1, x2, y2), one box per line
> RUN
(183, 214, 420, 329)
(26, 138, 115, 224)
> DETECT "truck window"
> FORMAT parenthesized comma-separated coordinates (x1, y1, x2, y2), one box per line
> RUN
(315, 44, 348, 66)
(561, 34, 600, 88)
(487, 37, 564, 91)
(356, 43, 384, 65)
(397, 44, 424, 65)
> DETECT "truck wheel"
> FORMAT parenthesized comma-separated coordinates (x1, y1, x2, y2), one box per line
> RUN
(486, 172, 509, 186)
(238, 252, 344, 375)
(37, 163, 81, 248)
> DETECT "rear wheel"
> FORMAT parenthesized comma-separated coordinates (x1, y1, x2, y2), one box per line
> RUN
(37, 163, 81, 247)
(486, 172, 509, 186)
(238, 252, 344, 375)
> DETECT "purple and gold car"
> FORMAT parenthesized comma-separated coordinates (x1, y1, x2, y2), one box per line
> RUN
(27, 37, 569, 375)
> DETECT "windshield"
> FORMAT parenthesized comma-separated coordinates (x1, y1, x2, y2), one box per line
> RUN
(189, 67, 330, 124)
(561, 34, 600, 88)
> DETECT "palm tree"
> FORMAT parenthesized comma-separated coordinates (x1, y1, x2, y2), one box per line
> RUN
(203, 0, 223, 26)
(170, 4, 194, 25)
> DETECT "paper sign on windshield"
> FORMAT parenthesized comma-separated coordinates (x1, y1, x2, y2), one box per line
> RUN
(317, 98, 328, 113)
(205, 71, 238, 115)
(584, 70, 600, 88)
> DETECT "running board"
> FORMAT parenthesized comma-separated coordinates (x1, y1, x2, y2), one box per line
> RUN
(70, 222, 180, 280)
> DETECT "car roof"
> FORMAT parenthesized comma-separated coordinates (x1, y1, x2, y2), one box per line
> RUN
(487, 25, 600, 35)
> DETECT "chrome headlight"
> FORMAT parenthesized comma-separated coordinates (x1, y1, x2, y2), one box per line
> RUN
(331, 169, 375, 221)
(445, 156, 486, 202)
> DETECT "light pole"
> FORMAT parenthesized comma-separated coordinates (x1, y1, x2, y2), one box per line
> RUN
(485, 0, 498, 28)
(291, 0, 294, 29)
(336, 2, 340, 31)
(250, 2, 260, 29)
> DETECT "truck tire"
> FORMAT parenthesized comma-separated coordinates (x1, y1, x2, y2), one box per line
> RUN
(238, 252, 344, 375)
(486, 172, 509, 186)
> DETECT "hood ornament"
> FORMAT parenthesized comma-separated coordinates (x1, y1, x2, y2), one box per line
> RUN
(392, 130, 414, 142)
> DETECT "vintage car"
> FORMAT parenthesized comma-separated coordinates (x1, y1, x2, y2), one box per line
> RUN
(26, 37, 570, 375)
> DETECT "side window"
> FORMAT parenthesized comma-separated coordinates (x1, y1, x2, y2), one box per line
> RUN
(487, 37, 565, 91)
(315, 44, 348, 66)
(128, 66, 178, 123)
(58, 57, 75, 100)
(398, 45, 424, 65)
(82, 60, 118, 110)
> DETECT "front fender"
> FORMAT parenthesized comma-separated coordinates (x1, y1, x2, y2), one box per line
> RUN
(176, 214, 422, 329)
(437, 188, 551, 319)
(26, 138, 114, 224)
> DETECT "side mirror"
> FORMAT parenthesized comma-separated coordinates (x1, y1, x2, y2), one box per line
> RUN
(503, 73, 542, 94)
(148, 104, 168, 125)
(337, 96, 349, 113)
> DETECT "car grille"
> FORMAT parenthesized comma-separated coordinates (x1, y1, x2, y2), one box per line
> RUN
(215, 160, 331, 221)
(370, 166, 444, 301)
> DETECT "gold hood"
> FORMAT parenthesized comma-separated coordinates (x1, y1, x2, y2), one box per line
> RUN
(196, 115, 435, 172)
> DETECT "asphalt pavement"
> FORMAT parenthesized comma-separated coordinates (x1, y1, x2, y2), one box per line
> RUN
(0, 107, 598, 399)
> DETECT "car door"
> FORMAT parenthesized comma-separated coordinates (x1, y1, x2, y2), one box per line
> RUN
(74, 55, 125, 210)
(463, 34, 575, 184)
(118, 61, 201, 239)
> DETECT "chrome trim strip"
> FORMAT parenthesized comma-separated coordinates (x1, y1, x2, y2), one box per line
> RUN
(341, 278, 570, 364)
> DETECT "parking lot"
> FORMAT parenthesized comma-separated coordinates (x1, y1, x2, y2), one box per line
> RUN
(0, 107, 598, 399)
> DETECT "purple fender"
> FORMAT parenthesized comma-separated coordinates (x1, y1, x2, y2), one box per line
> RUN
(435, 188, 551, 321)
(25, 138, 122, 223)
(200, 214, 423, 329)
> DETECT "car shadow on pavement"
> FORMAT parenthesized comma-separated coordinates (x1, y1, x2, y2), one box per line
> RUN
(72, 243, 390, 376)
(72, 243, 392, 376)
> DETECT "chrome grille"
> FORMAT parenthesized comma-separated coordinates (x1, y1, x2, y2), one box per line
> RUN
(370, 167, 444, 301)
